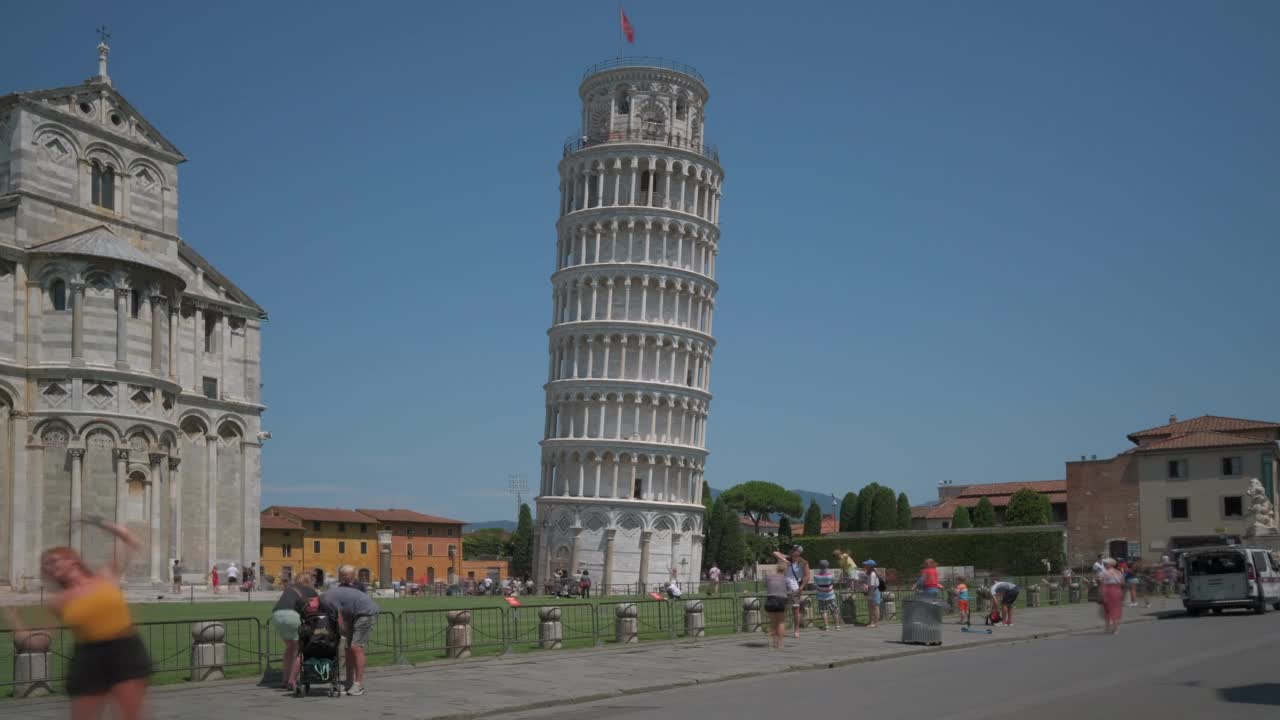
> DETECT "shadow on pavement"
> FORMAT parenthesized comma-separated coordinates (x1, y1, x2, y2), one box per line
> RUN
(1218, 683, 1280, 707)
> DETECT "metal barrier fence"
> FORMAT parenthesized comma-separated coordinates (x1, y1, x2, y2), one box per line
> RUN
(3, 581, 1116, 699)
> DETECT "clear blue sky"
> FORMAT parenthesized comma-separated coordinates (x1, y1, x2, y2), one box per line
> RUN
(6, 2, 1279, 522)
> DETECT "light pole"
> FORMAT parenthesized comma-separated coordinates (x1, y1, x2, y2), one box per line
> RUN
(377, 528, 393, 590)
(508, 473, 528, 513)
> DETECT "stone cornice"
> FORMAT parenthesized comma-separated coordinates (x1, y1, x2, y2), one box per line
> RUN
(5, 361, 183, 393)
(544, 377, 711, 402)
(550, 263, 718, 292)
(535, 495, 706, 513)
(555, 207, 721, 240)
(176, 391, 266, 415)
(7, 190, 181, 241)
(547, 320, 715, 347)
(538, 436, 708, 460)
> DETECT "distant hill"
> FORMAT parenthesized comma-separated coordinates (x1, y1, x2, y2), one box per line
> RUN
(466, 520, 517, 532)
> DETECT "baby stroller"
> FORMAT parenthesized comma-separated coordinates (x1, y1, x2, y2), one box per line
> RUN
(295, 597, 342, 698)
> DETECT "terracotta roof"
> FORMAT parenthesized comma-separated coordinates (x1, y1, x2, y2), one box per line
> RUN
(357, 509, 466, 525)
(266, 506, 376, 523)
(953, 480, 1065, 497)
(820, 515, 839, 535)
(913, 491, 1067, 520)
(740, 514, 779, 529)
(1129, 430, 1277, 453)
(1128, 415, 1280, 443)
(260, 514, 302, 530)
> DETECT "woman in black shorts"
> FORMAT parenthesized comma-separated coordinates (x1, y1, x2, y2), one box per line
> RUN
(5, 518, 150, 718)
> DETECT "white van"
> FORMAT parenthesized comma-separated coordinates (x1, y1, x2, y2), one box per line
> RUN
(1181, 546, 1280, 615)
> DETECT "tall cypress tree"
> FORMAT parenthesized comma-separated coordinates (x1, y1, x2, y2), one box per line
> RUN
(973, 497, 997, 528)
(855, 483, 880, 531)
(803, 500, 823, 537)
(510, 503, 535, 578)
(704, 497, 726, 571)
(869, 486, 898, 531)
(839, 492, 858, 532)
(896, 492, 913, 529)
(718, 501, 748, 574)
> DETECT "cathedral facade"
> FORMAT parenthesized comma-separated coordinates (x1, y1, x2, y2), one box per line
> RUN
(0, 43, 266, 589)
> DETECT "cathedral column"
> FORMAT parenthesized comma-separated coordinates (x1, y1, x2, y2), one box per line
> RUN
(114, 448, 129, 527)
(592, 458, 602, 498)
(168, 457, 181, 567)
(168, 299, 180, 381)
(70, 282, 86, 365)
(191, 305, 202, 392)
(148, 453, 164, 581)
(638, 531, 652, 591)
(217, 313, 227, 396)
(115, 288, 130, 368)
(602, 529, 615, 595)
(8, 411, 30, 585)
(568, 526, 582, 575)
(206, 434, 218, 573)
(69, 448, 85, 553)
(149, 294, 164, 374)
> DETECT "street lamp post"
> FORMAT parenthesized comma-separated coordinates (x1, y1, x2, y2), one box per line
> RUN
(377, 528, 393, 590)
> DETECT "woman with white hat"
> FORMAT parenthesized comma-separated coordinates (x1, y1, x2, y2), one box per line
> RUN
(864, 560, 881, 628)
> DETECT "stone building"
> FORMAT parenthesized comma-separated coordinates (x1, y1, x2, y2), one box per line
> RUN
(0, 42, 266, 589)
(534, 58, 723, 592)
(911, 480, 1068, 530)
(1066, 415, 1279, 565)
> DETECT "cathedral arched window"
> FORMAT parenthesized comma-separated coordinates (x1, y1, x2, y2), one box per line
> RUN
(616, 91, 630, 116)
(130, 289, 142, 319)
(676, 97, 688, 120)
(91, 160, 115, 210)
(51, 280, 67, 312)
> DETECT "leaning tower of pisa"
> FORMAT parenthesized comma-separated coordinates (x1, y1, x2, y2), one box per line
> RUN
(533, 58, 723, 593)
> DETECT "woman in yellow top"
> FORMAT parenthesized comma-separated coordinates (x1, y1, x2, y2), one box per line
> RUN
(4, 517, 150, 719)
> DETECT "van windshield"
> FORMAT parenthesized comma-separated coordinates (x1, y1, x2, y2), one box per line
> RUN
(1187, 552, 1246, 575)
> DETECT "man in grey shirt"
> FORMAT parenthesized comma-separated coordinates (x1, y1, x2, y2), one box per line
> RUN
(322, 565, 379, 696)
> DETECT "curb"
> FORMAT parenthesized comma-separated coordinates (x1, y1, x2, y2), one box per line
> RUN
(428, 613, 1161, 720)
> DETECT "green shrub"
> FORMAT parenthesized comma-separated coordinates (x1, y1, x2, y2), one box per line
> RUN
(793, 527, 1065, 576)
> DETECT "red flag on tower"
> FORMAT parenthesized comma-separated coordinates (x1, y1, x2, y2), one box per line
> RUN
(621, 8, 635, 44)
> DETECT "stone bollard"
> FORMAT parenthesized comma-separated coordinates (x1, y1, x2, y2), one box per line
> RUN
(840, 592, 860, 625)
(1068, 582, 1082, 603)
(1026, 585, 1040, 608)
(615, 603, 638, 644)
(1086, 583, 1098, 603)
(190, 622, 226, 682)
(976, 588, 991, 615)
(446, 610, 473, 659)
(538, 606, 563, 650)
(798, 596, 816, 628)
(882, 592, 896, 620)
(13, 629, 54, 698)
(742, 597, 763, 633)
(684, 600, 705, 638)
(1047, 583, 1061, 605)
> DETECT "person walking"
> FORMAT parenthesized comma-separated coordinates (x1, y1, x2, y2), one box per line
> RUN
(210, 565, 220, 594)
(1098, 558, 1125, 634)
(917, 558, 943, 598)
(273, 574, 319, 692)
(708, 563, 721, 595)
(171, 559, 182, 594)
(579, 570, 592, 598)
(864, 560, 881, 628)
(4, 518, 150, 719)
(321, 565, 379, 696)
(813, 560, 840, 630)
(765, 552, 791, 648)
(226, 562, 239, 588)
(785, 545, 811, 639)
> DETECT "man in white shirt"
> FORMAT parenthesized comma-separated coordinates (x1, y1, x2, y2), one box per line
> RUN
(708, 564, 721, 595)
(226, 562, 240, 586)
(990, 580, 1020, 626)
(1092, 554, 1106, 581)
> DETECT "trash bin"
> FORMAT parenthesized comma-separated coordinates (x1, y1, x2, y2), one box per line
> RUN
(901, 598, 944, 646)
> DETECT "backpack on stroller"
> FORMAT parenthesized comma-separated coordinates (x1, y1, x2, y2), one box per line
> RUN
(295, 597, 342, 698)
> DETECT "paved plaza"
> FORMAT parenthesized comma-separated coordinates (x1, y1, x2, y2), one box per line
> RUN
(14, 602, 1174, 719)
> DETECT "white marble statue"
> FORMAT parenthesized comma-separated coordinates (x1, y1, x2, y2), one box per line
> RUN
(1244, 478, 1279, 537)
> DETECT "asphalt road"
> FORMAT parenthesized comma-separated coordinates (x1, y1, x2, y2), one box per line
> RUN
(510, 610, 1280, 720)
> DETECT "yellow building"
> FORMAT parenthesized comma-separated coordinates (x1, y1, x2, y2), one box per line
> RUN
(260, 506, 485, 588)
(262, 506, 380, 586)
(259, 513, 305, 586)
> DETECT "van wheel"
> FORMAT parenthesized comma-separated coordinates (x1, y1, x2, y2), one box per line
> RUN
(1272, 601, 1280, 611)
(1254, 597, 1267, 615)
(1186, 608, 1201, 617)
